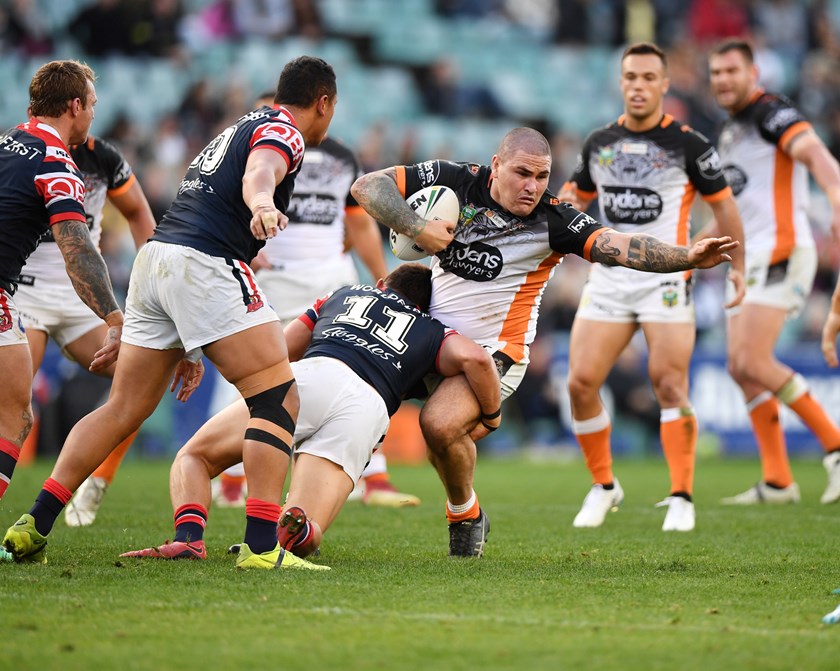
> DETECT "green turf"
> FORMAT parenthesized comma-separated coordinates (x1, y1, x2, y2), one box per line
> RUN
(2, 456, 839, 670)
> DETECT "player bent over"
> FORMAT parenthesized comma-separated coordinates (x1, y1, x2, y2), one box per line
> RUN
(120, 264, 501, 562)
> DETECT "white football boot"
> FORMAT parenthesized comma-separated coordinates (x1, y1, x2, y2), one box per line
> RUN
(64, 476, 108, 527)
(720, 481, 800, 505)
(656, 496, 695, 532)
(573, 479, 624, 528)
(820, 451, 840, 504)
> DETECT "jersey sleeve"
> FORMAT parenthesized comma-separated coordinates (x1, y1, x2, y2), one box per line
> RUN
(567, 133, 597, 198)
(753, 94, 811, 149)
(345, 150, 364, 210)
(300, 292, 331, 329)
(395, 160, 476, 197)
(34, 150, 87, 226)
(547, 201, 605, 258)
(249, 121, 306, 171)
(98, 137, 135, 195)
(682, 127, 731, 201)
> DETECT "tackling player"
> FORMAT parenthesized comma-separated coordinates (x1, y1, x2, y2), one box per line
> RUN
(351, 125, 741, 556)
(120, 264, 500, 563)
(709, 39, 840, 505)
(559, 42, 746, 532)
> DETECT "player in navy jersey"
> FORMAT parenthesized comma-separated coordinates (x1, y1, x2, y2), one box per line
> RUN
(352, 125, 741, 555)
(0, 60, 124, 536)
(559, 42, 746, 532)
(10, 134, 159, 528)
(3, 56, 338, 571)
(708, 40, 840, 506)
(120, 264, 501, 562)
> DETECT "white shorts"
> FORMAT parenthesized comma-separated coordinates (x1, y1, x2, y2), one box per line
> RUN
(15, 277, 101, 349)
(576, 265, 694, 324)
(257, 256, 358, 324)
(122, 241, 279, 353)
(293, 357, 390, 484)
(728, 246, 817, 319)
(0, 289, 28, 347)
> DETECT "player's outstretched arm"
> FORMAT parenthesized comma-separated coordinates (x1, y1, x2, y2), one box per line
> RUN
(787, 130, 840, 241)
(243, 149, 289, 240)
(590, 229, 739, 273)
(345, 209, 388, 281)
(283, 318, 314, 363)
(351, 169, 454, 254)
(437, 334, 501, 441)
(53, 219, 123, 371)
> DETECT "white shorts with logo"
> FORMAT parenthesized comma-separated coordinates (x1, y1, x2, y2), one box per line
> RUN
(15, 277, 101, 349)
(257, 255, 359, 325)
(0, 289, 28, 347)
(727, 246, 817, 319)
(122, 241, 279, 353)
(292, 356, 390, 483)
(576, 264, 695, 324)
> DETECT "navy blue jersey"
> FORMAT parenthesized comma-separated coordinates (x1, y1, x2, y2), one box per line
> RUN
(0, 120, 87, 291)
(152, 106, 305, 263)
(300, 284, 454, 415)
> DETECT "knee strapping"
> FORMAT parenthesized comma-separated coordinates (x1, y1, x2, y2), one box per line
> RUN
(244, 379, 296, 456)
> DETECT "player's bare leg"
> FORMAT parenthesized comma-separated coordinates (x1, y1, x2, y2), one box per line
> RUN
(567, 318, 635, 528)
(0, 343, 34, 501)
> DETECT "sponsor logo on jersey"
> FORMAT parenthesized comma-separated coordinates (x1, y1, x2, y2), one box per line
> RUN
(696, 147, 723, 179)
(286, 193, 340, 225)
(246, 295, 264, 313)
(601, 186, 662, 224)
(321, 326, 395, 361)
(417, 161, 439, 187)
(568, 211, 597, 234)
(722, 164, 748, 196)
(763, 107, 802, 134)
(438, 240, 502, 281)
(621, 142, 648, 155)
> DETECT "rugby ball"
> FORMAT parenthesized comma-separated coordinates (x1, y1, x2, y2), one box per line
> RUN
(389, 185, 460, 261)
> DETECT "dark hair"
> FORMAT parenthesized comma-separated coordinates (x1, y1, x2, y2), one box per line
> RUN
(621, 42, 667, 69)
(29, 60, 95, 118)
(275, 56, 336, 107)
(384, 263, 432, 311)
(711, 39, 754, 64)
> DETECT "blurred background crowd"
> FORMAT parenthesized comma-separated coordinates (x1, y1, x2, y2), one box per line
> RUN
(2, 0, 840, 460)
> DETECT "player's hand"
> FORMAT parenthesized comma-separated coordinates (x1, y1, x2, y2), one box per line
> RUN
(250, 207, 288, 241)
(170, 358, 205, 402)
(557, 181, 582, 209)
(687, 236, 739, 269)
(89, 324, 122, 373)
(415, 218, 455, 254)
(469, 411, 501, 442)
(724, 268, 746, 309)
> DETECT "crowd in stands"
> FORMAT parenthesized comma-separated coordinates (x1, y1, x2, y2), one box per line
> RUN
(2, 0, 840, 454)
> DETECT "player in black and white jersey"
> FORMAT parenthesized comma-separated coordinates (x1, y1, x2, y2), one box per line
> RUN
(352, 124, 741, 556)
(120, 264, 501, 562)
(11, 134, 158, 528)
(3, 56, 338, 571)
(560, 42, 746, 532)
(0, 61, 124, 527)
(709, 40, 840, 506)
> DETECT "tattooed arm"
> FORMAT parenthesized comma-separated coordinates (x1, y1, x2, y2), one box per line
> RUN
(351, 168, 455, 254)
(590, 230, 740, 272)
(53, 219, 123, 371)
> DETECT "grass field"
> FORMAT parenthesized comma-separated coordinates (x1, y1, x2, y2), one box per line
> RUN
(2, 455, 839, 671)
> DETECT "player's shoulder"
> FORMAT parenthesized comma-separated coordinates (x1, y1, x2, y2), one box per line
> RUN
(670, 118, 714, 146)
(583, 119, 622, 145)
(541, 189, 598, 227)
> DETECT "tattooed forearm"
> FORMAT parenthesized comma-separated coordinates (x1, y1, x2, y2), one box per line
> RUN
(53, 220, 120, 320)
(593, 232, 692, 273)
(589, 232, 622, 265)
(625, 234, 691, 272)
(351, 170, 426, 237)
